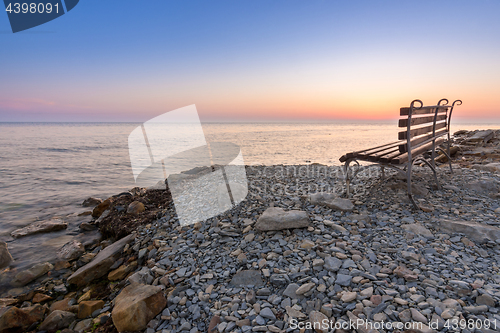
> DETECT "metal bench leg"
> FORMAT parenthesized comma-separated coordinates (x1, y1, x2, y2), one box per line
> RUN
(344, 160, 351, 198)
(418, 157, 440, 190)
(447, 141, 453, 174)
(381, 166, 385, 180)
(407, 162, 418, 210)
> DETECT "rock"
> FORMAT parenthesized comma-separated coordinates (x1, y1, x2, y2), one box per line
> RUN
(255, 207, 310, 231)
(108, 264, 133, 281)
(92, 198, 111, 218)
(0, 306, 43, 332)
(463, 305, 488, 314)
(0, 242, 13, 269)
(127, 201, 145, 215)
(465, 179, 499, 194)
(11, 219, 67, 238)
(401, 223, 433, 238)
(347, 311, 379, 333)
(466, 129, 495, 143)
(300, 240, 315, 249)
(335, 274, 352, 286)
(295, 283, 315, 295)
(128, 266, 153, 285)
(32, 293, 53, 303)
(283, 284, 305, 300)
(50, 298, 73, 313)
(360, 287, 373, 298)
(73, 318, 93, 332)
(309, 311, 329, 333)
(310, 193, 353, 211)
(78, 300, 104, 319)
(410, 308, 428, 323)
(57, 240, 85, 261)
(39, 310, 76, 332)
(82, 197, 102, 207)
(341, 291, 357, 302)
(399, 308, 411, 322)
(12, 262, 53, 287)
(260, 307, 276, 320)
(323, 221, 348, 234)
(286, 306, 306, 319)
(67, 234, 135, 286)
(208, 315, 221, 332)
(438, 219, 500, 244)
(324, 256, 342, 272)
(112, 284, 167, 332)
(229, 270, 264, 287)
(476, 294, 495, 307)
(473, 162, 500, 173)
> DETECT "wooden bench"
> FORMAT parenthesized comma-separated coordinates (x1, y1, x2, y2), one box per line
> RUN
(339, 98, 462, 209)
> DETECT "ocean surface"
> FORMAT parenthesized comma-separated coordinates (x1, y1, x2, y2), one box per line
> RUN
(0, 122, 498, 269)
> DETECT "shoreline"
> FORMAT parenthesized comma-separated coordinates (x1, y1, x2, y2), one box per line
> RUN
(0, 129, 498, 333)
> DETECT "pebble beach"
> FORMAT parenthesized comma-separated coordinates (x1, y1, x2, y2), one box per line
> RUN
(0, 129, 500, 333)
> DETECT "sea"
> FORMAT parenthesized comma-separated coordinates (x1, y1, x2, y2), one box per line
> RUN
(0, 122, 498, 269)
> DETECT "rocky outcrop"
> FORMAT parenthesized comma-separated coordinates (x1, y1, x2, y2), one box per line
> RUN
(11, 219, 67, 238)
(255, 207, 310, 231)
(67, 234, 135, 286)
(437, 219, 500, 244)
(111, 284, 166, 332)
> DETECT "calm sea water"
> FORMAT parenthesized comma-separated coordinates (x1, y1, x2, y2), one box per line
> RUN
(0, 122, 498, 268)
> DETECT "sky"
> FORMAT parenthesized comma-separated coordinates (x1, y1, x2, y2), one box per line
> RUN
(1, 0, 500, 122)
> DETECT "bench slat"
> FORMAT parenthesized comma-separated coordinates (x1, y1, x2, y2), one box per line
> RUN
(398, 114, 447, 128)
(400, 106, 448, 116)
(398, 128, 448, 153)
(390, 137, 445, 164)
(339, 141, 400, 162)
(398, 121, 447, 140)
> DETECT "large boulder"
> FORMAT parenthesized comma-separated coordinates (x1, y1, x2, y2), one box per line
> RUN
(437, 219, 500, 244)
(67, 234, 135, 286)
(11, 219, 67, 238)
(309, 193, 354, 211)
(255, 207, 310, 231)
(12, 262, 53, 287)
(0, 242, 13, 269)
(0, 305, 46, 332)
(112, 284, 166, 332)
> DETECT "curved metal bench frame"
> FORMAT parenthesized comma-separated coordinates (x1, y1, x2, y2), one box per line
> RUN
(342, 98, 462, 209)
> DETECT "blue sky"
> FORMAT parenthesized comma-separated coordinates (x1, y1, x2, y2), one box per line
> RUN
(1, 0, 500, 121)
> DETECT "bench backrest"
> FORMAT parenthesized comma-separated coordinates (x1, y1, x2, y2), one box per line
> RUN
(397, 99, 461, 153)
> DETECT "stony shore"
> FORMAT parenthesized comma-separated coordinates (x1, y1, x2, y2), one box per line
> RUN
(0, 129, 499, 333)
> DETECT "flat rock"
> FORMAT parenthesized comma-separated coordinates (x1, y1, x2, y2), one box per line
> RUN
(67, 234, 135, 286)
(473, 162, 500, 173)
(229, 270, 264, 287)
(466, 130, 495, 143)
(324, 256, 342, 272)
(255, 207, 310, 231)
(438, 219, 500, 244)
(11, 219, 67, 238)
(401, 223, 433, 238)
(283, 284, 305, 299)
(112, 284, 167, 332)
(12, 262, 53, 287)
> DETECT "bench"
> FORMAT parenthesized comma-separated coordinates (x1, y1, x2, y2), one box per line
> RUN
(339, 98, 462, 209)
